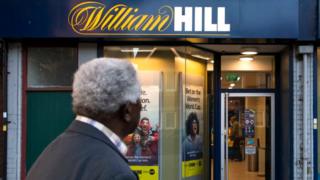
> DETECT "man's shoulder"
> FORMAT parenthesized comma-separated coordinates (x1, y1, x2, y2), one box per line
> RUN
(54, 130, 118, 154)
(27, 131, 134, 180)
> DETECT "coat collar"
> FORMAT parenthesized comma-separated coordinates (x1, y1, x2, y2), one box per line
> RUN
(66, 120, 128, 162)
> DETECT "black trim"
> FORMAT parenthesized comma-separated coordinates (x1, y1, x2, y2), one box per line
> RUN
(275, 52, 282, 180)
(1, 40, 8, 180)
(313, 46, 318, 179)
(221, 89, 276, 93)
(97, 43, 104, 57)
(213, 53, 221, 180)
(289, 46, 294, 180)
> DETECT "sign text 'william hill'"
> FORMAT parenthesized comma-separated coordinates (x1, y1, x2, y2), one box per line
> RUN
(68, 2, 231, 36)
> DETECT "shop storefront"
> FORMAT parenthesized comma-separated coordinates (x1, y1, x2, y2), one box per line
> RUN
(0, 0, 318, 180)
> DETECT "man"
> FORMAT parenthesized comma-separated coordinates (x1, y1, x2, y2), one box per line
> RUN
(230, 115, 241, 161)
(27, 58, 141, 180)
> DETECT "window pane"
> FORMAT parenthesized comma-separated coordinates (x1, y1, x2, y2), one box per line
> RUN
(105, 46, 184, 180)
(27, 47, 77, 87)
(104, 46, 212, 180)
(184, 46, 211, 180)
(221, 56, 275, 89)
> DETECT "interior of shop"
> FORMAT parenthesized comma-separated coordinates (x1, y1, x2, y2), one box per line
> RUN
(227, 96, 271, 180)
(102, 44, 284, 180)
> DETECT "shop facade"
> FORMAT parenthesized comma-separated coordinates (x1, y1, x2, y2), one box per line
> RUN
(0, 0, 319, 180)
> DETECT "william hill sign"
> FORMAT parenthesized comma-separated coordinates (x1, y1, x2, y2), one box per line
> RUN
(68, 1, 231, 36)
(0, 0, 299, 38)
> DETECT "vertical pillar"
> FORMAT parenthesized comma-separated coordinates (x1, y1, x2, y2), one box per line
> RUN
(7, 43, 22, 180)
(293, 45, 314, 180)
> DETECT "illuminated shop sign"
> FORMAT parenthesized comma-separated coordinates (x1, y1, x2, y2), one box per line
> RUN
(68, 2, 230, 36)
(0, 0, 299, 38)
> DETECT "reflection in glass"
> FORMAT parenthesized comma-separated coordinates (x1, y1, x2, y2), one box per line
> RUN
(27, 47, 77, 87)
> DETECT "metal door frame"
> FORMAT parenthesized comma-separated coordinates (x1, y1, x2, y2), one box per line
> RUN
(220, 93, 275, 180)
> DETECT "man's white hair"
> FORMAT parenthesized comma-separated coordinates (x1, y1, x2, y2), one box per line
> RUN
(72, 58, 140, 116)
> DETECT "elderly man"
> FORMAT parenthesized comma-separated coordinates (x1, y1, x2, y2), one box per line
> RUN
(27, 58, 141, 180)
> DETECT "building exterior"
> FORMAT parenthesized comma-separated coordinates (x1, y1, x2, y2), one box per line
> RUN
(0, 0, 319, 180)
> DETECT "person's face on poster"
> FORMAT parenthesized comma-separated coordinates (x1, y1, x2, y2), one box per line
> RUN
(133, 133, 141, 144)
(192, 120, 198, 135)
(140, 119, 150, 135)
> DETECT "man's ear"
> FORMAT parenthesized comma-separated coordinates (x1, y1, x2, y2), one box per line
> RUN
(122, 102, 132, 123)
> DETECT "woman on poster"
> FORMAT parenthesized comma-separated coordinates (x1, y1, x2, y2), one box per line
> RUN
(182, 112, 203, 161)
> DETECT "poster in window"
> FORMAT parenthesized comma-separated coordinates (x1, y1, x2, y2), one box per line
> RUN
(180, 74, 204, 180)
(124, 71, 161, 180)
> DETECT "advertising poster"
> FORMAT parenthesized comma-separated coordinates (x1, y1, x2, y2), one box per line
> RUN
(124, 71, 161, 180)
(244, 109, 255, 138)
(181, 74, 204, 180)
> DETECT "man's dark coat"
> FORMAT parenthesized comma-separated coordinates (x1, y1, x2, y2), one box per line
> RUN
(27, 120, 138, 180)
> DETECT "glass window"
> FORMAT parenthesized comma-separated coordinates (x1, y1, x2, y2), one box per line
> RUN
(27, 47, 78, 88)
(221, 55, 275, 89)
(104, 46, 212, 180)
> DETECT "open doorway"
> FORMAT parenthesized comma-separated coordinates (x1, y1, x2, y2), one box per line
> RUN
(221, 94, 273, 180)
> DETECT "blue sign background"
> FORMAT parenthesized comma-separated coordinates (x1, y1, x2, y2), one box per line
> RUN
(0, 0, 299, 38)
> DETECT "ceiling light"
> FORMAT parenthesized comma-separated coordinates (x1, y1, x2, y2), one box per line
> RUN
(241, 48, 258, 55)
(210, 60, 214, 63)
(120, 48, 155, 53)
(192, 54, 211, 61)
(240, 57, 254, 61)
(230, 83, 235, 87)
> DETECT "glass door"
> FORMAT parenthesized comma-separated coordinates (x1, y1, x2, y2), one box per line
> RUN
(221, 93, 274, 180)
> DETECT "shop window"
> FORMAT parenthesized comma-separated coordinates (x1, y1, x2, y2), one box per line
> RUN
(221, 55, 275, 89)
(104, 46, 212, 180)
(27, 47, 77, 88)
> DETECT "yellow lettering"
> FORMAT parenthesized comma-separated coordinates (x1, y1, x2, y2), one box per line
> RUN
(108, 7, 127, 30)
(157, 6, 173, 32)
(68, 2, 174, 34)
(158, 16, 171, 31)
(127, 16, 141, 31)
(101, 4, 127, 30)
(134, 15, 149, 31)
(121, 15, 135, 31)
(148, 16, 162, 31)
(81, 7, 105, 31)
(113, 8, 133, 30)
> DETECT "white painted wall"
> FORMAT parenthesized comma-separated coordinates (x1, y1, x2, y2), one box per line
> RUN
(7, 43, 22, 180)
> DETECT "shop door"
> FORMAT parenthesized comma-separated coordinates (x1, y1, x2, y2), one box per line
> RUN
(220, 93, 274, 180)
